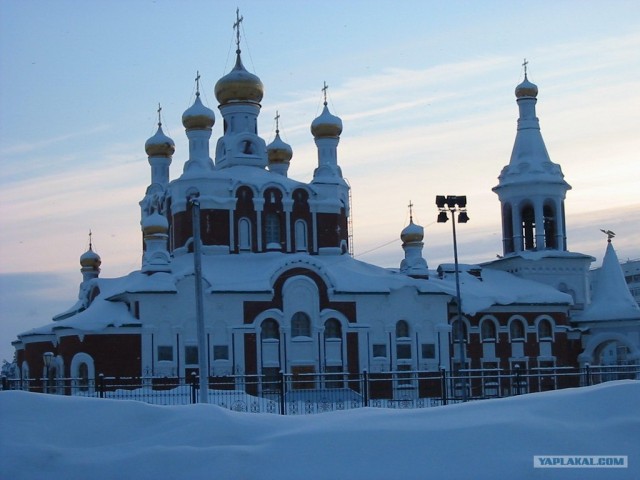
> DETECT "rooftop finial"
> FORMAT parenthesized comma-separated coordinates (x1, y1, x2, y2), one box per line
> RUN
(274, 110, 280, 133)
(522, 58, 529, 78)
(157, 103, 162, 127)
(408, 200, 414, 222)
(322, 81, 328, 106)
(600, 229, 616, 243)
(88, 229, 93, 251)
(233, 8, 244, 54)
(195, 71, 201, 96)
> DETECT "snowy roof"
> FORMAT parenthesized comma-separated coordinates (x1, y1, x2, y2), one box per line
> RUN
(577, 242, 640, 322)
(20, 252, 575, 340)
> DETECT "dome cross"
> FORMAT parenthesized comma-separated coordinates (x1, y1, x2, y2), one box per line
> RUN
(322, 81, 329, 105)
(233, 8, 244, 54)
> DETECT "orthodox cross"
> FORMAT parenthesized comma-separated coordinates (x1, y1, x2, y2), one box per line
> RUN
(88, 230, 94, 251)
(234, 8, 244, 52)
(274, 110, 280, 133)
(408, 200, 414, 221)
(157, 103, 162, 126)
(322, 81, 328, 105)
(522, 58, 529, 77)
(195, 71, 201, 96)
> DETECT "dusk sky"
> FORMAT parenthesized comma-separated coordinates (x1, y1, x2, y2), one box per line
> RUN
(1, 0, 639, 362)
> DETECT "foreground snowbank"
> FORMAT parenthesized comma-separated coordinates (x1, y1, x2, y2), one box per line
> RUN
(1, 381, 638, 480)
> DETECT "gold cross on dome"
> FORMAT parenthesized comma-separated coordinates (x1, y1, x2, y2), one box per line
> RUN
(408, 200, 414, 220)
(195, 71, 201, 95)
(322, 81, 328, 104)
(233, 8, 244, 52)
(522, 58, 529, 76)
(274, 110, 280, 132)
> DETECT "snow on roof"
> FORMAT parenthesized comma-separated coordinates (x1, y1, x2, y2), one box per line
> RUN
(577, 242, 640, 322)
(22, 253, 574, 340)
(483, 249, 595, 265)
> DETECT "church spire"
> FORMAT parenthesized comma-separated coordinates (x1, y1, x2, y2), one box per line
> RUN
(493, 64, 571, 255)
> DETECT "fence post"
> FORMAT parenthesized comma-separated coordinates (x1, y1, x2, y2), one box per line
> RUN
(514, 365, 521, 396)
(191, 372, 198, 404)
(585, 363, 591, 387)
(98, 373, 105, 399)
(279, 370, 286, 415)
(440, 368, 448, 405)
(362, 370, 369, 407)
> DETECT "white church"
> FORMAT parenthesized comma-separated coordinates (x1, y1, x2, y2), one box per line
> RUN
(11, 14, 639, 398)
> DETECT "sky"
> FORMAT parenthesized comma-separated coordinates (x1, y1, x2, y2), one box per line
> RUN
(1, 0, 639, 362)
(1, 381, 638, 479)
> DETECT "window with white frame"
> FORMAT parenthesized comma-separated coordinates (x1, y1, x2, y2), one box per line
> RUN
(291, 312, 311, 338)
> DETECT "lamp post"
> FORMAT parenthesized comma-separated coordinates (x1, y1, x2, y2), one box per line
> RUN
(189, 194, 209, 404)
(43, 351, 54, 394)
(436, 195, 469, 402)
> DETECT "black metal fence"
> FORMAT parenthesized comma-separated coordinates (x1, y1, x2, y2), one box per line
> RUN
(2, 364, 638, 414)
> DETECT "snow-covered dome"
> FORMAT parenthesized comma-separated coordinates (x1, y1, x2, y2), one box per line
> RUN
(311, 103, 343, 138)
(267, 131, 293, 164)
(401, 219, 424, 244)
(182, 94, 215, 130)
(80, 247, 101, 269)
(145, 124, 175, 157)
(142, 212, 169, 235)
(214, 53, 264, 105)
(515, 75, 538, 98)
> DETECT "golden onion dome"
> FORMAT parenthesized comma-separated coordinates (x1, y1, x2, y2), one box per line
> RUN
(141, 212, 169, 235)
(311, 103, 343, 138)
(267, 131, 293, 164)
(215, 53, 264, 105)
(400, 219, 424, 244)
(145, 124, 175, 157)
(80, 247, 101, 269)
(515, 75, 538, 98)
(182, 94, 216, 130)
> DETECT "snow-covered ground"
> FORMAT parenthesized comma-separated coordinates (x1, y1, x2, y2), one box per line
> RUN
(1, 381, 638, 480)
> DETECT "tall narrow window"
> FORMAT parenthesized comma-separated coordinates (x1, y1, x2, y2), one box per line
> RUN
(265, 214, 281, 249)
(538, 319, 553, 340)
(295, 220, 308, 252)
(239, 217, 251, 251)
(396, 320, 410, 339)
(510, 320, 525, 341)
(521, 205, 535, 250)
(543, 204, 557, 249)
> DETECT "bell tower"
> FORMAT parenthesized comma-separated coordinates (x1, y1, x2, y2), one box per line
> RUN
(492, 61, 570, 256)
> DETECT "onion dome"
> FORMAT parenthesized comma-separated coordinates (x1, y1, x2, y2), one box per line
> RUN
(182, 94, 215, 130)
(401, 219, 424, 244)
(267, 131, 293, 164)
(515, 74, 538, 98)
(141, 211, 169, 235)
(215, 53, 264, 105)
(145, 124, 175, 157)
(80, 246, 101, 269)
(311, 102, 343, 138)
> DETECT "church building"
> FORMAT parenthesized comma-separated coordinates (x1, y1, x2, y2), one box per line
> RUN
(11, 15, 639, 399)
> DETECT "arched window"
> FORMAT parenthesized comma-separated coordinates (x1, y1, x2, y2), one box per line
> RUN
(295, 220, 308, 252)
(324, 319, 342, 339)
(502, 203, 514, 254)
(543, 203, 557, 249)
(538, 319, 553, 340)
(452, 319, 468, 342)
(261, 319, 280, 340)
(510, 320, 525, 341)
(291, 312, 311, 338)
(239, 217, 252, 251)
(396, 320, 410, 339)
(265, 213, 281, 249)
(521, 204, 535, 250)
(481, 320, 497, 342)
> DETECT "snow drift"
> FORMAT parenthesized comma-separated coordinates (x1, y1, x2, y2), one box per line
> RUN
(1, 381, 638, 480)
